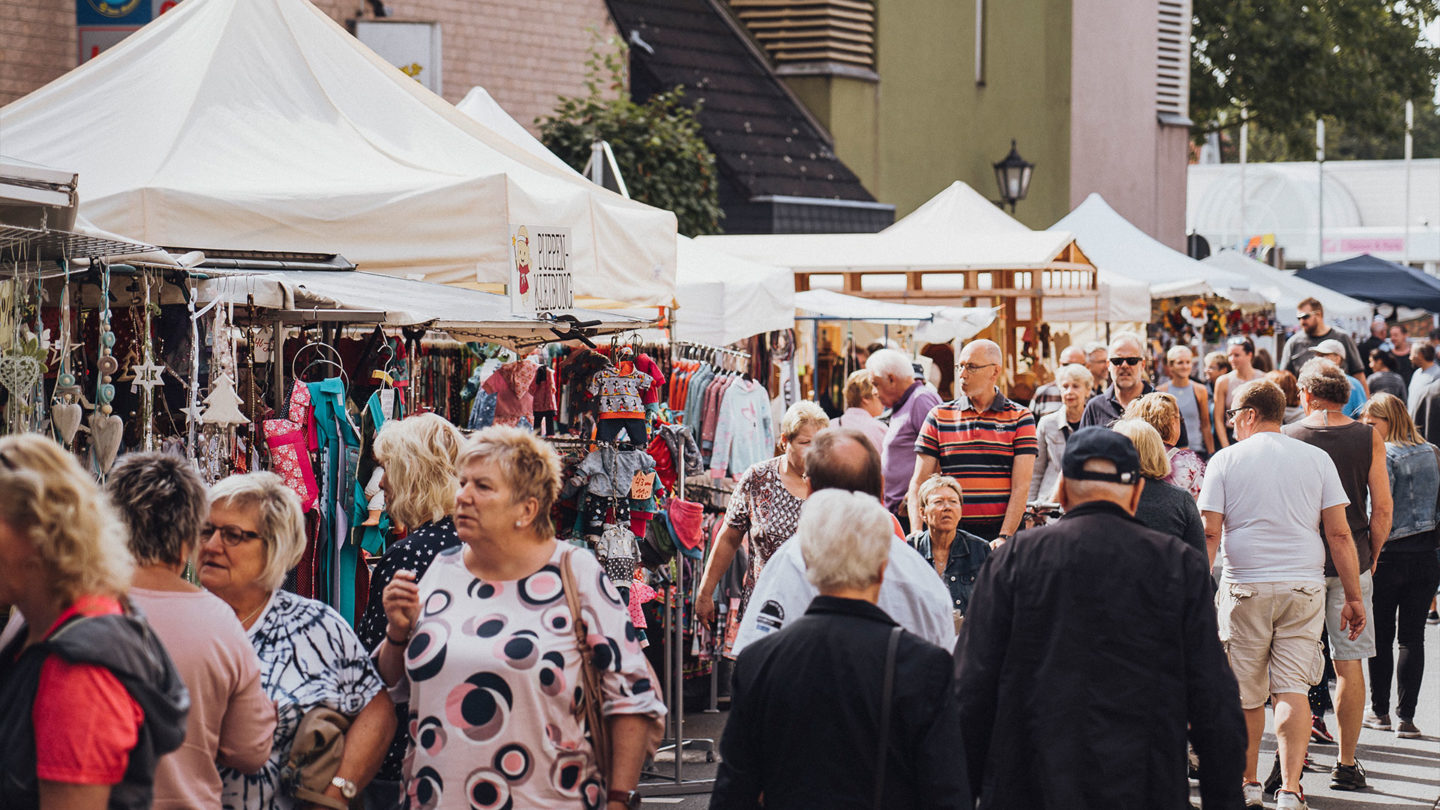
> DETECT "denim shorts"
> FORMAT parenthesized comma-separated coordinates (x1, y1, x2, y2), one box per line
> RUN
(1324, 571, 1377, 661)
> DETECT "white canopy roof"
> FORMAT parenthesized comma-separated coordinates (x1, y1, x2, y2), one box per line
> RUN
(197, 269, 646, 347)
(883, 181, 1032, 237)
(1202, 250, 1373, 328)
(794, 289, 996, 343)
(1052, 194, 1261, 307)
(0, 0, 676, 306)
(673, 236, 794, 345)
(454, 87, 581, 175)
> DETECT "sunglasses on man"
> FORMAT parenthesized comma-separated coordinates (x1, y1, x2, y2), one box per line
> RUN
(1108, 357, 1142, 366)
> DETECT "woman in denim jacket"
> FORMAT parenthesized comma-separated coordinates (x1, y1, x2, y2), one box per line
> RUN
(1358, 393, 1440, 738)
(907, 475, 990, 631)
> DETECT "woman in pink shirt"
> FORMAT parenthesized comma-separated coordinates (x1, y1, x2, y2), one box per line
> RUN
(107, 453, 276, 809)
(833, 370, 890, 454)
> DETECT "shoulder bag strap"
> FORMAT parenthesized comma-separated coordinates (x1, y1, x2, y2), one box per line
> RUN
(560, 549, 611, 773)
(873, 626, 902, 810)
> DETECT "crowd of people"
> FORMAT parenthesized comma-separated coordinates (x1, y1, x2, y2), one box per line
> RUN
(1, 294, 1437, 810)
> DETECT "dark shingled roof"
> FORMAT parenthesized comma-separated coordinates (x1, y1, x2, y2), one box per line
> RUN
(606, 0, 877, 208)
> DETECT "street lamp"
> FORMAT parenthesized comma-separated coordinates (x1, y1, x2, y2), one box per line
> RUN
(993, 139, 1034, 213)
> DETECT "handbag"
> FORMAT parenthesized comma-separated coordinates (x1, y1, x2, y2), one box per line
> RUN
(560, 549, 613, 770)
(280, 707, 351, 810)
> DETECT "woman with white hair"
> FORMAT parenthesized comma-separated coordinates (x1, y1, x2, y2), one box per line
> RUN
(712, 489, 967, 808)
(1029, 363, 1092, 503)
(696, 401, 830, 626)
(201, 472, 395, 809)
(1109, 420, 1205, 556)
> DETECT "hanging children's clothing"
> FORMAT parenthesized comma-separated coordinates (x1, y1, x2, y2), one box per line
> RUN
(589, 361, 652, 444)
(709, 379, 775, 478)
(483, 358, 539, 428)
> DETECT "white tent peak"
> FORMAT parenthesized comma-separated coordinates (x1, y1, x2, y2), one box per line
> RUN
(455, 87, 579, 175)
(884, 181, 1030, 237)
(0, 0, 676, 305)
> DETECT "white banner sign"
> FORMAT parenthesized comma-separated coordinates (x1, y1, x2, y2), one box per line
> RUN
(510, 225, 573, 316)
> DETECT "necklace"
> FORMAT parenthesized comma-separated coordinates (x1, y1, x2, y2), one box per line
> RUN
(235, 597, 267, 628)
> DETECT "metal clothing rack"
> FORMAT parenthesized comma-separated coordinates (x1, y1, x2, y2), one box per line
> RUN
(640, 434, 717, 796)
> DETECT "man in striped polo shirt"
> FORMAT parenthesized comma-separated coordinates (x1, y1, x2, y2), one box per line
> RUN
(907, 339, 1037, 544)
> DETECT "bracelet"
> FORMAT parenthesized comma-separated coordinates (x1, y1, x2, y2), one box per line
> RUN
(385, 632, 409, 647)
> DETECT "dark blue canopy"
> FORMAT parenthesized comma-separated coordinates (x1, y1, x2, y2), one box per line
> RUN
(1295, 254, 1440, 312)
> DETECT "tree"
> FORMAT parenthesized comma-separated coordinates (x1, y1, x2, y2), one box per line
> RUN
(540, 37, 724, 237)
(1241, 99, 1440, 162)
(1192, 0, 1440, 157)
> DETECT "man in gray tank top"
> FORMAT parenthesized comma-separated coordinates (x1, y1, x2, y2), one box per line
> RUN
(1284, 359, 1392, 793)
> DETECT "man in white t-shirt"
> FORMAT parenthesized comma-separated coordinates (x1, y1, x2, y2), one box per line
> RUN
(729, 428, 955, 657)
(1199, 379, 1367, 810)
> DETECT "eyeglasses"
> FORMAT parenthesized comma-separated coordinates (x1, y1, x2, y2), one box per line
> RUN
(198, 523, 264, 546)
(1108, 357, 1143, 366)
(1225, 406, 1252, 423)
(1296, 312, 1316, 321)
(957, 363, 997, 374)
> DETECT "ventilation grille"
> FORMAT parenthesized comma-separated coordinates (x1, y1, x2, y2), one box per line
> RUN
(1156, 0, 1191, 121)
(728, 0, 876, 70)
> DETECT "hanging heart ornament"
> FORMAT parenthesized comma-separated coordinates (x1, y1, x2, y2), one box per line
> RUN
(0, 352, 43, 401)
(90, 412, 124, 473)
(51, 402, 83, 445)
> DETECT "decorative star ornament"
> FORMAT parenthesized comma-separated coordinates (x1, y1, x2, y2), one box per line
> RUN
(130, 360, 166, 394)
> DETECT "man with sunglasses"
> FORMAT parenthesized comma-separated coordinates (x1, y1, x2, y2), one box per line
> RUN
(1080, 333, 1191, 449)
(1280, 297, 1365, 383)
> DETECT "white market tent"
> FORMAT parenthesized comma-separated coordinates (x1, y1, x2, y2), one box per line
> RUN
(452, 84, 796, 346)
(1052, 194, 1271, 313)
(0, 0, 676, 307)
(1202, 250, 1372, 329)
(794, 289, 997, 344)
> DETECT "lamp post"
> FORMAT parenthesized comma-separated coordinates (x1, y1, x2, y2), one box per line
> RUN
(993, 140, 1034, 213)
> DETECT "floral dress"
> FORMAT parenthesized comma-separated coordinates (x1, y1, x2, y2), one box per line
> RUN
(724, 457, 805, 617)
(1165, 446, 1206, 499)
(400, 543, 664, 810)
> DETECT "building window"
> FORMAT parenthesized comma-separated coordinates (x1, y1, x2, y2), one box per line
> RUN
(1156, 0, 1191, 124)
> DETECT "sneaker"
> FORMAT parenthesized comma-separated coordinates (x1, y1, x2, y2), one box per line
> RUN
(1310, 714, 1336, 743)
(1243, 780, 1265, 808)
(1330, 760, 1368, 791)
(1263, 758, 1282, 794)
(1276, 788, 1309, 809)
(1396, 718, 1422, 738)
(1364, 710, 1393, 731)
(1428, 609, 1440, 624)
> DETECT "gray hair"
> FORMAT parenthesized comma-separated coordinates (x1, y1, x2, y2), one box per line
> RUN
(780, 400, 830, 441)
(1109, 331, 1146, 357)
(1055, 363, 1093, 389)
(1059, 345, 1087, 364)
(799, 489, 893, 591)
(1083, 341, 1108, 357)
(1296, 358, 1351, 406)
(107, 452, 209, 567)
(866, 348, 914, 381)
(209, 472, 307, 591)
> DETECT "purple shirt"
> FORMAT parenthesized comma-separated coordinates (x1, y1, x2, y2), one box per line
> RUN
(882, 382, 943, 510)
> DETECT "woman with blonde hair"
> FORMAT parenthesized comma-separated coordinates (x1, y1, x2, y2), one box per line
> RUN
(1358, 393, 1440, 737)
(353, 413, 464, 807)
(0, 434, 188, 810)
(1124, 392, 1205, 499)
(1110, 420, 1205, 556)
(379, 427, 664, 809)
(697, 401, 830, 625)
(1156, 344, 1216, 457)
(833, 369, 888, 452)
(202, 472, 394, 809)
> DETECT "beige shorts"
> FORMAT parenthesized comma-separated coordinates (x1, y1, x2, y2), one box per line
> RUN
(1216, 580, 1326, 710)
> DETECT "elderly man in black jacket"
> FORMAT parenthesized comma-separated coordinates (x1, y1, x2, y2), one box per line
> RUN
(954, 427, 1246, 810)
(711, 488, 968, 810)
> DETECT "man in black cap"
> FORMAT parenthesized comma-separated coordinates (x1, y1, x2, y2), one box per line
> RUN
(953, 427, 1245, 810)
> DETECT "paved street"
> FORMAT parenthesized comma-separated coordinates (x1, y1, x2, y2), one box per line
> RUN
(640, 622, 1440, 809)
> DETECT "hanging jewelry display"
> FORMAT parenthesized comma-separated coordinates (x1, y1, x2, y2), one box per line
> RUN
(51, 259, 84, 447)
(89, 262, 125, 475)
(197, 303, 247, 481)
(128, 270, 165, 452)
(0, 242, 48, 435)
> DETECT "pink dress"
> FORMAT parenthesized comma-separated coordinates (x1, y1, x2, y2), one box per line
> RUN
(400, 543, 664, 809)
(1164, 446, 1206, 499)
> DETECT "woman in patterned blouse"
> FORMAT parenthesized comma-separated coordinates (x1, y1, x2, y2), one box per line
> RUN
(354, 413, 464, 809)
(1123, 392, 1206, 499)
(378, 427, 664, 810)
(201, 472, 395, 809)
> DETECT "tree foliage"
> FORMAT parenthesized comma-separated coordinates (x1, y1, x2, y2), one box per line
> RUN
(1191, 0, 1440, 156)
(539, 38, 724, 237)
(1240, 99, 1440, 162)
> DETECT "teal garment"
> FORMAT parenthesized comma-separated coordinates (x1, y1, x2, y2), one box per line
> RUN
(1343, 376, 1366, 417)
(353, 390, 403, 557)
(309, 378, 361, 624)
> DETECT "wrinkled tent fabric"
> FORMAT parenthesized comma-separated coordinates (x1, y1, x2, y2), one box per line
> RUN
(197, 270, 647, 347)
(794, 289, 997, 343)
(1051, 194, 1262, 313)
(1296, 253, 1440, 312)
(1203, 251, 1372, 328)
(451, 85, 796, 345)
(0, 0, 676, 305)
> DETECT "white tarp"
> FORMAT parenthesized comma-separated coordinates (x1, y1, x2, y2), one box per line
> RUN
(197, 270, 646, 346)
(0, 0, 676, 306)
(1051, 194, 1267, 313)
(795, 289, 996, 343)
(454, 87, 579, 175)
(674, 236, 794, 345)
(1202, 250, 1372, 328)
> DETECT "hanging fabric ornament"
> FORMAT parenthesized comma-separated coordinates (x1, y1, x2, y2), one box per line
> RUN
(200, 372, 249, 426)
(51, 260, 83, 447)
(91, 263, 124, 475)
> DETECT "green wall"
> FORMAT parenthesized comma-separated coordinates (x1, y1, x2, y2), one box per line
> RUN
(785, 74, 882, 195)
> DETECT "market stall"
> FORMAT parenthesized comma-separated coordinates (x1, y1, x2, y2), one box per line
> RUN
(1204, 250, 1372, 332)
(0, 0, 678, 307)
(1296, 253, 1440, 313)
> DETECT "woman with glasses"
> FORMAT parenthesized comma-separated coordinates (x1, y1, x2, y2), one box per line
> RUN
(1213, 337, 1265, 449)
(907, 475, 990, 631)
(201, 471, 395, 809)
(0, 435, 189, 810)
